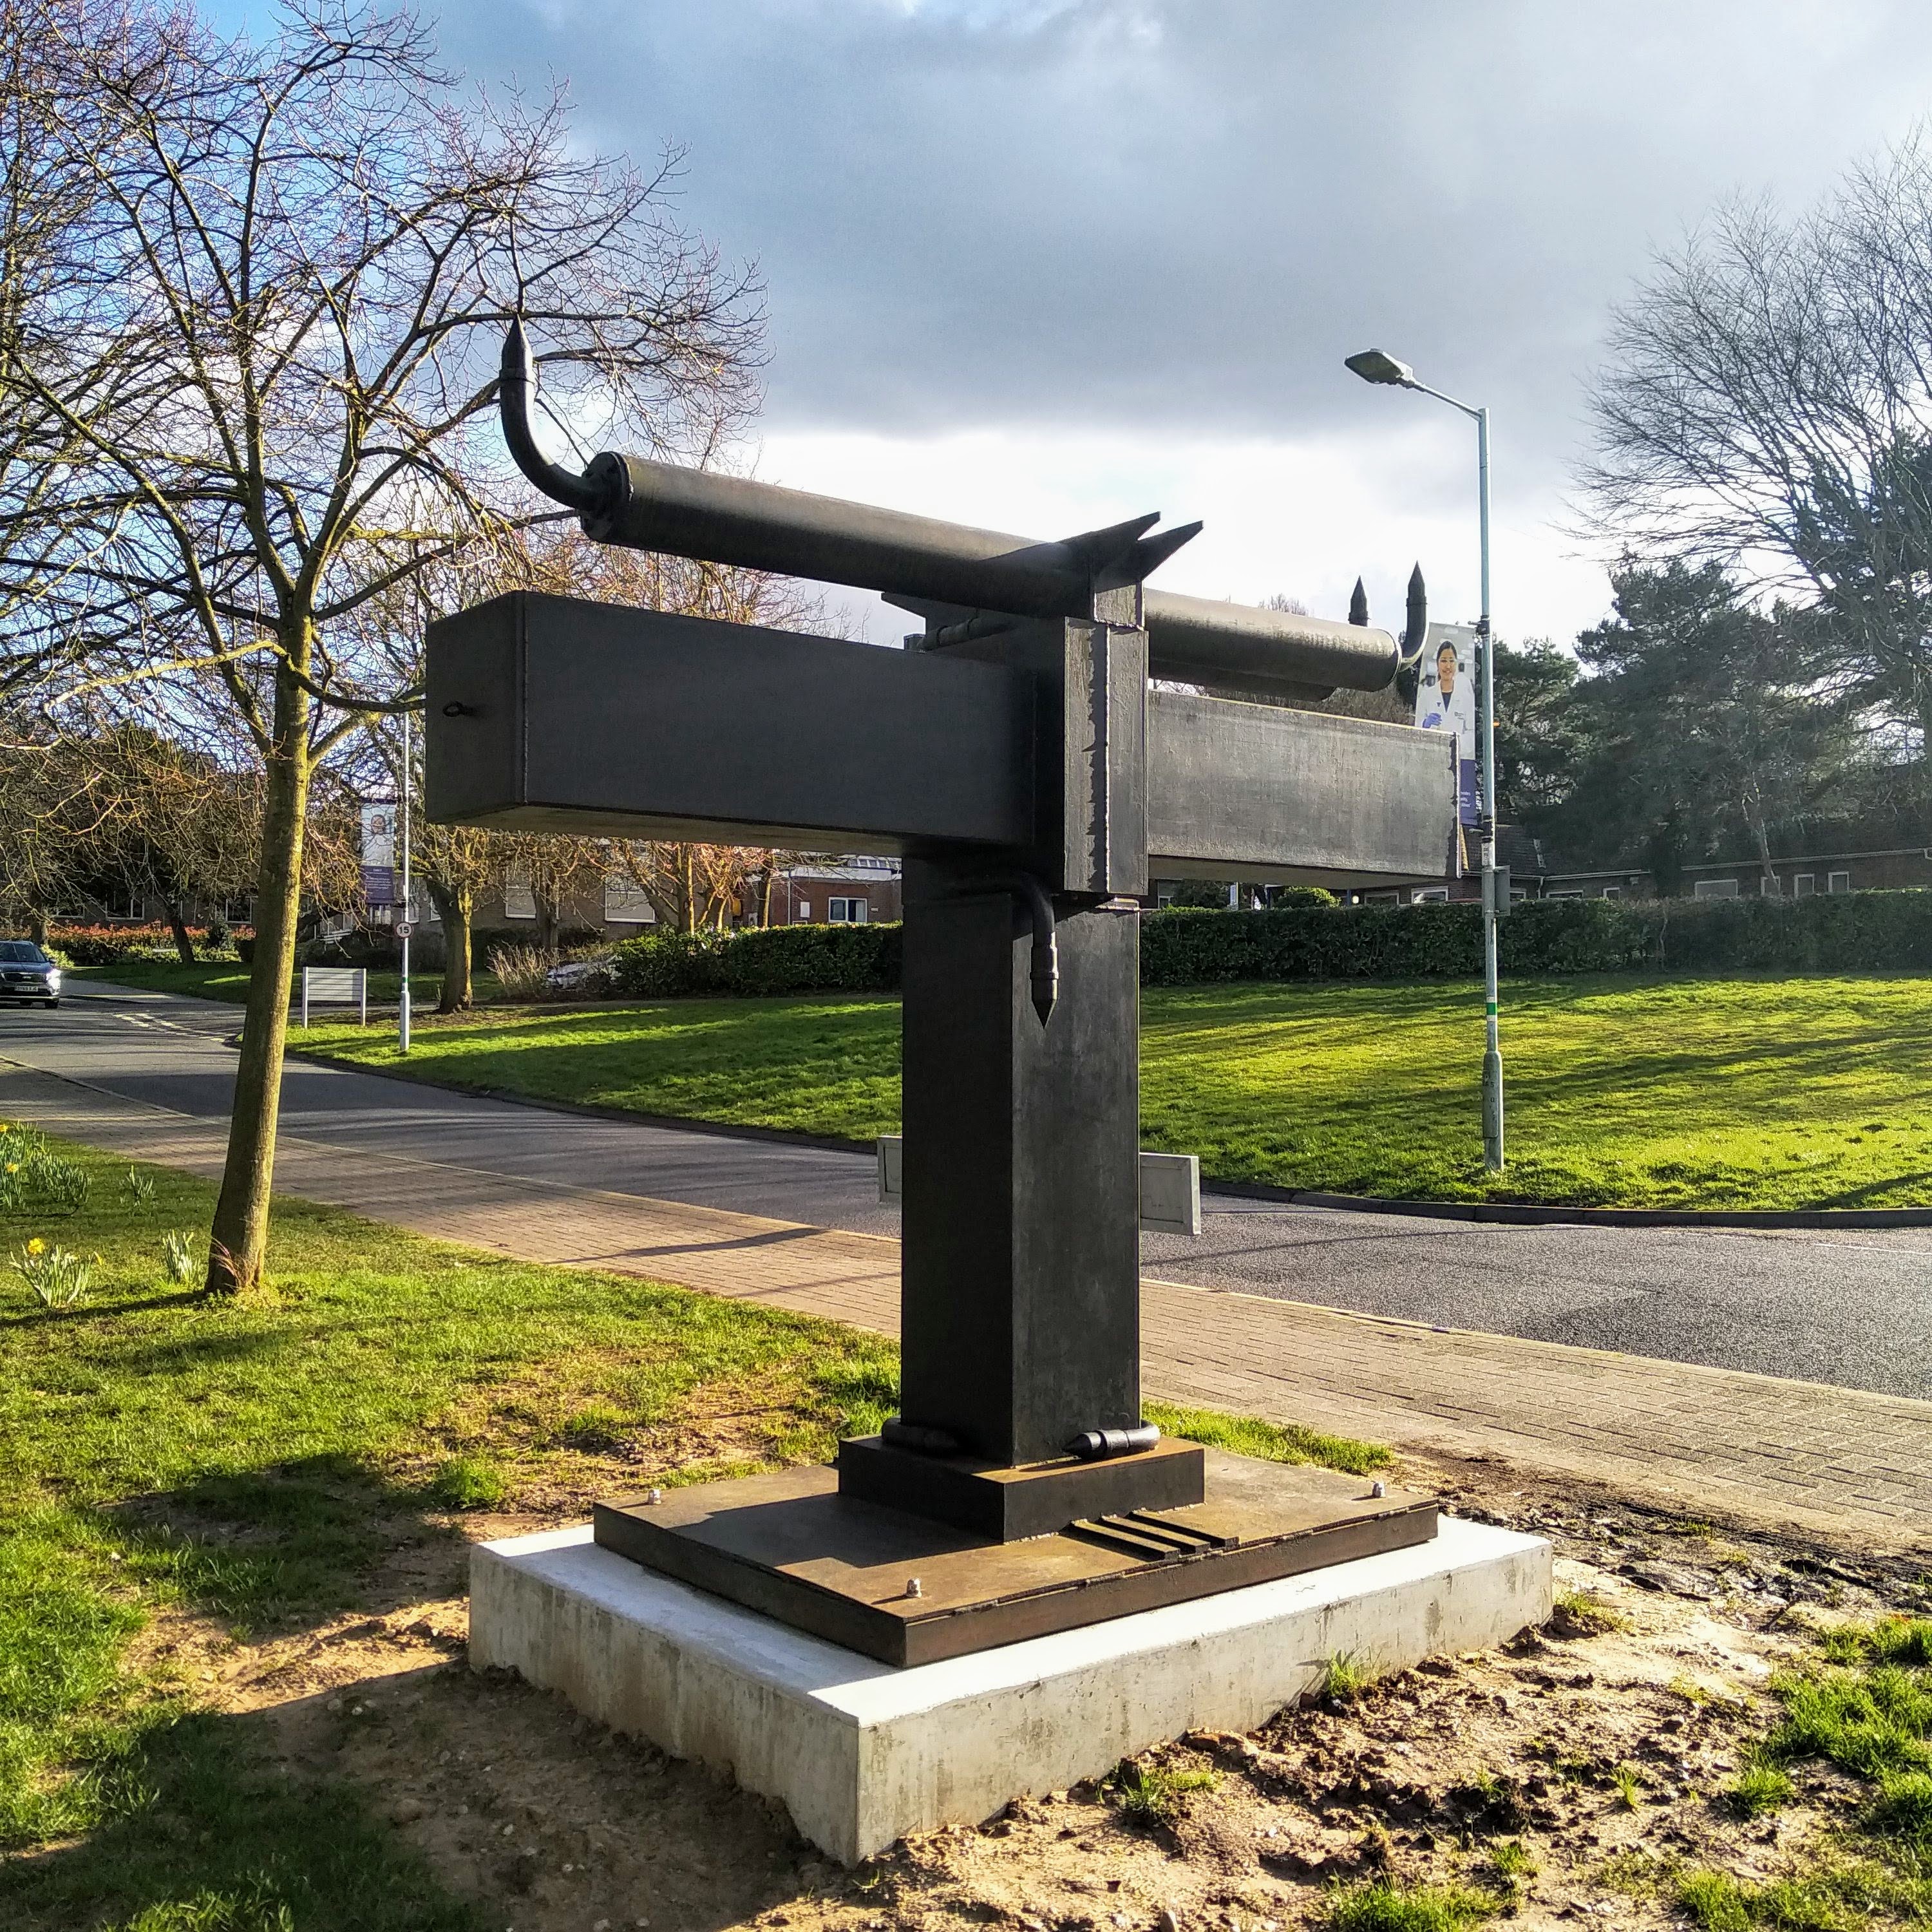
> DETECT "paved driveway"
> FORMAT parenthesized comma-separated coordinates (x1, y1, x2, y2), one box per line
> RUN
(6, 980, 1931, 1402)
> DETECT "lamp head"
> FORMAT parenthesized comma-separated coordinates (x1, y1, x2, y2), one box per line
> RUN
(1345, 348, 1416, 388)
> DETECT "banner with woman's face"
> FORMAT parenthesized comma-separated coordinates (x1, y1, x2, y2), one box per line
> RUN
(1413, 622, 1480, 827)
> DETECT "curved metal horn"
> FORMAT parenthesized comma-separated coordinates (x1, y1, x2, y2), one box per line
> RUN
(498, 318, 615, 520)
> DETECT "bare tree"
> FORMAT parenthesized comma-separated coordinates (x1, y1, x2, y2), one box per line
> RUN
(1581, 131, 1932, 761)
(0, 720, 118, 936)
(89, 727, 258, 960)
(0, 3, 760, 1291)
(489, 829, 609, 953)
(610, 838, 770, 933)
(350, 517, 814, 980)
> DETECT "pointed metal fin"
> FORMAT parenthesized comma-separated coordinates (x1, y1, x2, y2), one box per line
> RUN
(1059, 511, 1162, 573)
(1116, 519, 1202, 587)
(1349, 577, 1369, 627)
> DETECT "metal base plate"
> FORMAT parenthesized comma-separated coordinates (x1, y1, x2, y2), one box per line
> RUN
(837, 1434, 1206, 1540)
(594, 1457, 1439, 1668)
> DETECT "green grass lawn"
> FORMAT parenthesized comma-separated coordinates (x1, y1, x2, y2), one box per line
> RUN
(296, 972, 1932, 1211)
(0, 1129, 891, 1927)
(0, 1127, 1371, 1927)
(66, 958, 493, 1009)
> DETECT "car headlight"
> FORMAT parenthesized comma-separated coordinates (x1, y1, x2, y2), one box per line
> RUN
(44, 969, 60, 990)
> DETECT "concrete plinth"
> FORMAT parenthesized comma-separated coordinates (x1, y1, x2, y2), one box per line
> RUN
(471, 1509, 1550, 1864)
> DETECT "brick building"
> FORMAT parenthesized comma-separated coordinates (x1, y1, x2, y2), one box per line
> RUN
(462, 853, 904, 940)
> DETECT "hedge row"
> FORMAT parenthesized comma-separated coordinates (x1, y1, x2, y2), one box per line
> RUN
(599, 889, 1932, 998)
(46, 923, 245, 966)
(611, 921, 903, 998)
(1139, 890, 1932, 983)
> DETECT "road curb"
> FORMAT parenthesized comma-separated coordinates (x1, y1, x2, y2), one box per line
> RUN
(1200, 1179, 1932, 1230)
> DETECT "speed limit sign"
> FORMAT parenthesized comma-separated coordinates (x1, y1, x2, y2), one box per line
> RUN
(394, 921, 413, 939)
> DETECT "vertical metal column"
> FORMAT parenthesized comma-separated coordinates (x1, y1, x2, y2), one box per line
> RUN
(1476, 406, 1502, 1170)
(898, 863, 1142, 1465)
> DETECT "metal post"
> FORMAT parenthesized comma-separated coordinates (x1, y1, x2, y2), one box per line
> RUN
(399, 710, 412, 1056)
(1476, 407, 1502, 1170)
(1347, 352, 1504, 1171)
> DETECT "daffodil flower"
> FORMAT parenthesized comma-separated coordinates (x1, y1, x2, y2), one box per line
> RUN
(26, 1237, 45, 1255)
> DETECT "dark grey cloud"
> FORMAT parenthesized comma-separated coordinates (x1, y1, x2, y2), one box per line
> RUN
(196, 0, 1932, 635)
(422, 0, 1932, 501)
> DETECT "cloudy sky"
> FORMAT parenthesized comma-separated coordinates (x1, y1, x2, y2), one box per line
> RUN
(244, 1, 1932, 645)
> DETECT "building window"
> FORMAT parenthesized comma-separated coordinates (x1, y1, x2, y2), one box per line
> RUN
(1760, 874, 1781, 896)
(1546, 889, 1584, 900)
(1365, 889, 1399, 905)
(1828, 870, 1852, 895)
(828, 897, 869, 923)
(795, 899, 811, 920)
(504, 866, 535, 920)
(1602, 886, 1622, 900)
(1692, 878, 1739, 899)
(604, 876, 655, 925)
(1410, 886, 1449, 904)
(1794, 873, 1816, 897)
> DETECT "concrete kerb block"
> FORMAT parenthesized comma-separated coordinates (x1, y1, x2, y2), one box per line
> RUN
(469, 1515, 1552, 1864)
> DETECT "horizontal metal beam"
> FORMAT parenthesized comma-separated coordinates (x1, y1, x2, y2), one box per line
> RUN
(426, 593, 1451, 880)
(1146, 691, 1455, 885)
(426, 592, 1034, 853)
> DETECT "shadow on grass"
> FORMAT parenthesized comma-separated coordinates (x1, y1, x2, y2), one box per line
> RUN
(1810, 1170, 1932, 1208)
(104, 1455, 470, 1636)
(0, 1702, 484, 1932)
(8, 1655, 837, 1932)
(0, 1288, 205, 1330)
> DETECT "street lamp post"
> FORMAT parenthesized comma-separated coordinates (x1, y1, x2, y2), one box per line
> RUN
(1345, 349, 1503, 1169)
(398, 708, 413, 1056)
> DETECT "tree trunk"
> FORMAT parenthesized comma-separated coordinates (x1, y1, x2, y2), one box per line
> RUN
(535, 888, 559, 953)
(27, 907, 45, 946)
(162, 892, 197, 964)
(206, 660, 310, 1296)
(1749, 808, 1777, 889)
(759, 867, 775, 927)
(429, 878, 473, 1012)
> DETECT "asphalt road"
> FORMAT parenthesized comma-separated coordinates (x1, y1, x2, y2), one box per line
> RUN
(5, 980, 1930, 1401)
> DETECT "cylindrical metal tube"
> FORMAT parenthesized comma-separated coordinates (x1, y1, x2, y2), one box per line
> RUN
(578, 451, 1398, 696)
(1066, 1422, 1162, 1461)
(587, 452, 1097, 619)
(1144, 589, 1399, 697)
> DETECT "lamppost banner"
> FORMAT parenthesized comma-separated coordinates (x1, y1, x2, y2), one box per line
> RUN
(360, 802, 396, 908)
(1414, 621, 1481, 828)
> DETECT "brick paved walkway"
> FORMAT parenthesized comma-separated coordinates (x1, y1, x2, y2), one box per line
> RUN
(6, 1058, 1927, 1556)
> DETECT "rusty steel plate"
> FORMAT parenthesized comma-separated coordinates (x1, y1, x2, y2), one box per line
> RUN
(594, 1454, 1438, 1668)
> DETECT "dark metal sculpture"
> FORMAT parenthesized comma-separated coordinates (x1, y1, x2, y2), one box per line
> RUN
(424, 325, 1457, 1663)
(501, 320, 1397, 705)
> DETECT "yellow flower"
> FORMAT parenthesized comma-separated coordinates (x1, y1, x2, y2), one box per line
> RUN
(5, 1162, 16, 1173)
(26, 1238, 44, 1255)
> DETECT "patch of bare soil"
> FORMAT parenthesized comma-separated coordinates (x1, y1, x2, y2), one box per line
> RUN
(159, 1465, 1928, 1932)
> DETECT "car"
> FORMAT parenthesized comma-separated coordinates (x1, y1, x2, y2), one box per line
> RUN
(544, 954, 614, 994)
(0, 940, 61, 1007)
